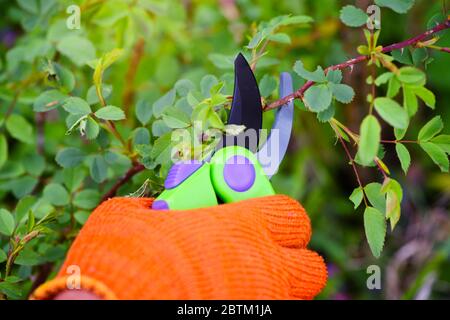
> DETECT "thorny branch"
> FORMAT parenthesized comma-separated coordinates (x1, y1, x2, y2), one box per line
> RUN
(264, 19, 450, 111)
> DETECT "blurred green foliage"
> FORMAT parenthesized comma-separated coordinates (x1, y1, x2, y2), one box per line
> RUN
(0, 0, 449, 299)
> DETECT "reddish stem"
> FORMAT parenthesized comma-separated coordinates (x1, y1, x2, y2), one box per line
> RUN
(101, 163, 145, 201)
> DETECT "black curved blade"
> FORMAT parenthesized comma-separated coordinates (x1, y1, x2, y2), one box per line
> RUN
(225, 53, 263, 152)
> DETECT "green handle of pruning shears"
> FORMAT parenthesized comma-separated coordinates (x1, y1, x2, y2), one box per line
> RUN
(152, 146, 274, 210)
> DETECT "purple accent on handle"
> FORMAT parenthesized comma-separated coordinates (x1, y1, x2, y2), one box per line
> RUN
(164, 161, 203, 189)
(152, 200, 169, 210)
(223, 155, 256, 192)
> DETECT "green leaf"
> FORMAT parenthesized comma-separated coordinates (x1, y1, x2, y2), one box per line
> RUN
(357, 45, 370, 55)
(418, 116, 443, 142)
(412, 47, 428, 66)
(414, 86, 435, 109)
(0, 208, 15, 236)
(395, 143, 411, 174)
(15, 249, 42, 266)
(382, 178, 403, 231)
(293, 60, 326, 82)
(27, 210, 35, 233)
(374, 97, 409, 129)
(349, 187, 364, 209)
(86, 84, 112, 105)
(394, 127, 406, 140)
(133, 127, 150, 146)
(175, 97, 193, 117)
(151, 132, 173, 166)
(375, 0, 415, 14)
(90, 155, 108, 183)
(55, 147, 85, 168)
(397, 67, 426, 85)
(303, 84, 332, 112)
(316, 103, 336, 123)
(162, 107, 190, 129)
(6, 114, 34, 144)
(135, 99, 153, 125)
(63, 97, 92, 115)
(330, 83, 354, 103)
(95, 106, 125, 121)
(364, 183, 385, 213)
(74, 211, 91, 225)
(402, 86, 418, 116)
(153, 89, 176, 117)
(391, 49, 412, 65)
(15, 195, 36, 225)
(152, 119, 171, 137)
(9, 176, 38, 199)
(43, 183, 70, 206)
(85, 117, 100, 140)
(63, 168, 86, 192)
(0, 134, 7, 169)
(207, 108, 225, 129)
(0, 248, 6, 263)
(53, 62, 76, 92)
(0, 281, 21, 299)
(259, 74, 277, 97)
(247, 31, 263, 49)
(33, 90, 68, 112)
(431, 135, 450, 154)
(278, 15, 313, 25)
(187, 91, 201, 107)
(210, 93, 227, 106)
(73, 190, 100, 210)
(17, 0, 39, 13)
(57, 35, 96, 66)
(23, 154, 45, 177)
(387, 76, 401, 98)
(208, 54, 234, 69)
(420, 142, 449, 172)
(363, 207, 386, 258)
(339, 5, 368, 27)
(267, 33, 291, 44)
(326, 69, 342, 83)
(200, 75, 219, 97)
(357, 115, 381, 166)
(374, 72, 394, 87)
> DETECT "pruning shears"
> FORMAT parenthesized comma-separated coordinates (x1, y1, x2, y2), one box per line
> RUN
(152, 53, 294, 210)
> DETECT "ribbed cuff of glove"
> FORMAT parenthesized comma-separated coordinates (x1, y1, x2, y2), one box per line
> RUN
(30, 275, 117, 300)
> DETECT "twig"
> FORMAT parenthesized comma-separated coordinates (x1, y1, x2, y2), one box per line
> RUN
(264, 19, 450, 111)
(101, 163, 145, 201)
(35, 113, 46, 154)
(330, 122, 368, 207)
(380, 139, 418, 144)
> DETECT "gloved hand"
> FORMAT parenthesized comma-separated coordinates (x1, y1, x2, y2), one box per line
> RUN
(31, 195, 327, 300)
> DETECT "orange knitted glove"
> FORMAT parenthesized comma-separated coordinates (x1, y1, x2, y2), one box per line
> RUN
(31, 195, 327, 300)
